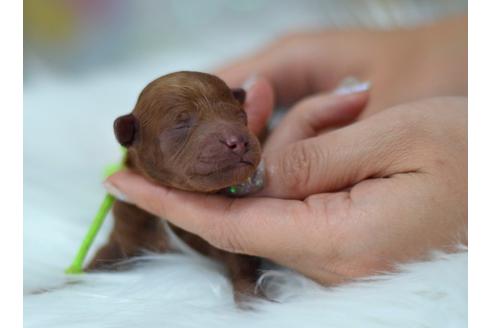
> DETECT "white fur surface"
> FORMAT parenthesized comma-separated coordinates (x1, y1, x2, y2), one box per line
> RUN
(25, 250, 467, 328)
(24, 2, 467, 327)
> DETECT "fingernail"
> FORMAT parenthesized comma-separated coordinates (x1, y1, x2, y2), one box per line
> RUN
(333, 77, 371, 95)
(242, 74, 258, 91)
(103, 181, 127, 202)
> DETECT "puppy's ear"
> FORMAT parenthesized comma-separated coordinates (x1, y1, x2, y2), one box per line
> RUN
(114, 114, 138, 147)
(231, 88, 246, 105)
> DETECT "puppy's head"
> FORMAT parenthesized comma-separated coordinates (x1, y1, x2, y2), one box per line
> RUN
(114, 71, 261, 192)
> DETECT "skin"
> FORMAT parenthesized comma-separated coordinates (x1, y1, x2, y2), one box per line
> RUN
(106, 97, 467, 284)
(104, 16, 467, 284)
(217, 15, 467, 119)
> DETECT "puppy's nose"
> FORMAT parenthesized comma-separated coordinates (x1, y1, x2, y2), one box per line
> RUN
(223, 134, 248, 155)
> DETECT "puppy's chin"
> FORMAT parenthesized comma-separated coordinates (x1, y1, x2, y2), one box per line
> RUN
(187, 162, 258, 192)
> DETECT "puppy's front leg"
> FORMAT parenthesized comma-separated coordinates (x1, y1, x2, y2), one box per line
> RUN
(86, 200, 168, 271)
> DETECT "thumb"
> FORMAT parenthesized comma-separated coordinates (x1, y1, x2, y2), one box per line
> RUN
(257, 105, 422, 199)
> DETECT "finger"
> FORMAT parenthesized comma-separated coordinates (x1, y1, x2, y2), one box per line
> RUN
(105, 170, 306, 258)
(263, 87, 369, 153)
(257, 103, 424, 199)
(215, 40, 321, 106)
(242, 76, 274, 136)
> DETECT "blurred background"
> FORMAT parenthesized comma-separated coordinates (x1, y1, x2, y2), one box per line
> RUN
(24, 0, 467, 82)
(23, 1, 467, 289)
(23, 0, 468, 196)
(23, 0, 468, 189)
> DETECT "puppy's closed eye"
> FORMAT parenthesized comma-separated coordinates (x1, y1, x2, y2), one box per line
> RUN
(174, 112, 195, 130)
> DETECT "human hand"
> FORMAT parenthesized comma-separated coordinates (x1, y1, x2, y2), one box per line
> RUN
(217, 15, 467, 118)
(104, 96, 467, 284)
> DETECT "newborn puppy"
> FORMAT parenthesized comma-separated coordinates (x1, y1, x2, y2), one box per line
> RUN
(87, 71, 262, 297)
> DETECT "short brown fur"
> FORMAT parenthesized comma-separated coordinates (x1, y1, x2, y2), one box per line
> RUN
(87, 71, 262, 298)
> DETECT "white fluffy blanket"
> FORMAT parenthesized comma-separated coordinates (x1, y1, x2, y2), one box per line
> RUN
(24, 2, 467, 327)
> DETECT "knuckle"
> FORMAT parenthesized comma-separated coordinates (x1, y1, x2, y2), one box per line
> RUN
(385, 103, 432, 143)
(365, 106, 430, 165)
(279, 142, 321, 193)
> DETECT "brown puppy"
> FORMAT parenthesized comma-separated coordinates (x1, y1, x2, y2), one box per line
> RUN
(87, 71, 262, 297)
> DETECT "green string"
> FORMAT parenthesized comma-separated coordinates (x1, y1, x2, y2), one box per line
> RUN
(65, 149, 126, 275)
(65, 194, 115, 274)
